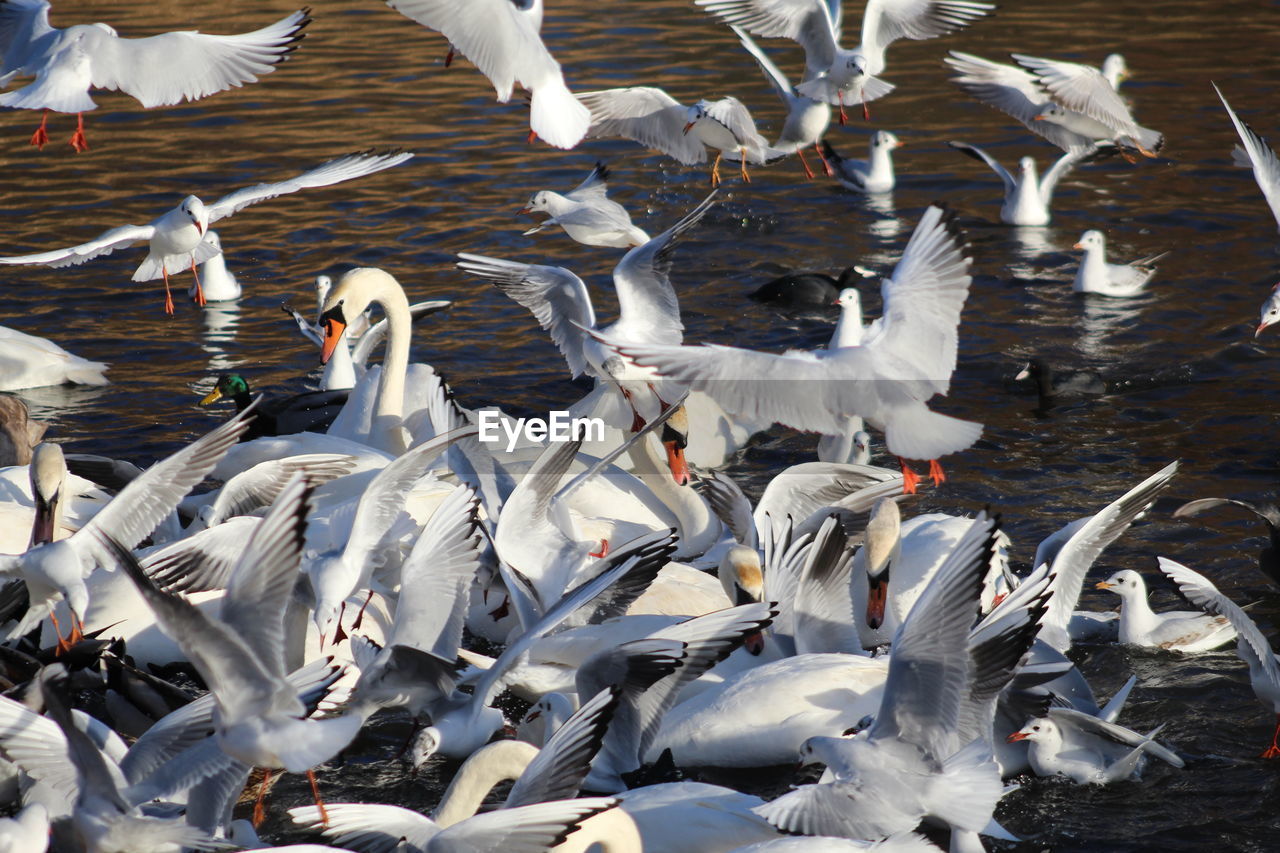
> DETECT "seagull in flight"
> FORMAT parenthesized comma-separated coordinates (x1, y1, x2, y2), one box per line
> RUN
(0, 1, 310, 152)
(0, 149, 413, 314)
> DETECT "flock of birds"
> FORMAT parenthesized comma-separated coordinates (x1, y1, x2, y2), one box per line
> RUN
(1, 0, 1280, 852)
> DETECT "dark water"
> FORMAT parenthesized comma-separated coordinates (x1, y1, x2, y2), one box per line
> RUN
(5, 0, 1280, 848)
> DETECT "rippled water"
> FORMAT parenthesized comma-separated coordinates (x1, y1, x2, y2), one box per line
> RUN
(5, 0, 1280, 848)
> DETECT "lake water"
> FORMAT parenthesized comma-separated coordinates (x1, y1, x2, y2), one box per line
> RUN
(4, 0, 1280, 849)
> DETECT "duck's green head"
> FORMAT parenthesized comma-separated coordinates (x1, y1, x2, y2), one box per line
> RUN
(201, 373, 249, 405)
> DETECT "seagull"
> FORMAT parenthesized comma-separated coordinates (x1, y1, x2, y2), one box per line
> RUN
(0, 2, 309, 152)
(948, 141, 1113, 226)
(1159, 557, 1280, 758)
(821, 131, 902, 193)
(457, 193, 716, 433)
(519, 162, 651, 248)
(696, 0, 993, 121)
(945, 51, 1162, 158)
(1072, 230, 1166, 296)
(577, 87, 773, 186)
(1006, 709, 1184, 784)
(731, 26, 832, 179)
(0, 149, 413, 314)
(385, 0, 590, 149)
(1095, 569, 1237, 652)
(595, 203, 981, 493)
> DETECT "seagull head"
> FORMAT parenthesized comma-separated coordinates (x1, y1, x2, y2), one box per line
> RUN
(1095, 569, 1143, 598)
(519, 191, 549, 216)
(1074, 230, 1104, 252)
(180, 196, 208, 236)
(683, 102, 709, 135)
(1257, 283, 1280, 338)
(1007, 717, 1057, 745)
(873, 131, 902, 151)
(1033, 103, 1067, 125)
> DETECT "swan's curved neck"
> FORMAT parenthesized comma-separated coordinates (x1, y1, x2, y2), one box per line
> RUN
(434, 739, 539, 827)
(336, 269, 412, 453)
(630, 433, 714, 552)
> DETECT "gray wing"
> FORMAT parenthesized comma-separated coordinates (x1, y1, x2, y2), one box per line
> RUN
(579, 87, 708, 165)
(695, 0, 840, 75)
(83, 9, 308, 108)
(948, 141, 1015, 197)
(566, 161, 611, 202)
(945, 51, 1093, 151)
(755, 461, 900, 533)
(869, 514, 997, 762)
(427, 798, 620, 853)
(391, 484, 482, 660)
(219, 474, 311, 680)
(793, 515, 860, 655)
(1159, 556, 1280, 709)
(290, 802, 440, 853)
(610, 192, 717, 346)
(74, 407, 252, 569)
(206, 150, 413, 224)
(1039, 144, 1109, 202)
(504, 686, 620, 808)
(703, 97, 770, 151)
(38, 666, 129, 812)
(1038, 461, 1179, 652)
(206, 453, 355, 525)
(695, 469, 758, 549)
(0, 0, 54, 76)
(1012, 54, 1140, 135)
(1049, 706, 1184, 768)
(140, 516, 260, 594)
(455, 253, 597, 378)
(1214, 84, 1280, 231)
(475, 530, 679, 706)
(732, 25, 796, 105)
(0, 223, 155, 268)
(343, 425, 480, 569)
(102, 533, 299, 723)
(860, 0, 995, 65)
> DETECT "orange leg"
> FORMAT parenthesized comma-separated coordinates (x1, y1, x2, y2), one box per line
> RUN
(527, 128, 537, 145)
(69, 113, 89, 153)
(29, 111, 49, 150)
(739, 148, 751, 183)
(444, 45, 455, 67)
(928, 459, 946, 485)
(814, 142, 834, 177)
(861, 90, 870, 121)
(897, 458, 920, 495)
(1262, 715, 1280, 759)
(162, 267, 175, 316)
(189, 258, 206, 306)
(252, 768, 273, 827)
(589, 539, 610, 559)
(796, 148, 816, 180)
(307, 768, 329, 827)
(837, 92, 847, 126)
(709, 153, 723, 188)
(331, 601, 349, 646)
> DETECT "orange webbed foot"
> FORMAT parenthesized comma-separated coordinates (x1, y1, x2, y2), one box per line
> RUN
(898, 458, 920, 494)
(928, 459, 946, 485)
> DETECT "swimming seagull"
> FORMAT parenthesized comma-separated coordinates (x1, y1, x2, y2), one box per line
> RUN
(696, 0, 993, 122)
(731, 26, 832, 179)
(1006, 710, 1184, 784)
(0, 149, 413, 314)
(577, 87, 773, 186)
(821, 131, 902, 193)
(1095, 569, 1237, 652)
(519, 162, 651, 248)
(945, 52, 1161, 158)
(1072, 230, 1166, 297)
(385, 0, 590, 149)
(595, 203, 981, 494)
(1158, 557, 1280, 758)
(948, 141, 1113, 226)
(0, 2, 309, 152)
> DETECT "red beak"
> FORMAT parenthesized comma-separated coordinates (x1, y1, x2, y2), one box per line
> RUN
(1006, 731, 1030, 743)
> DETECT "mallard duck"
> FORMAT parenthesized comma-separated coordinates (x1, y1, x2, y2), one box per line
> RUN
(199, 373, 348, 440)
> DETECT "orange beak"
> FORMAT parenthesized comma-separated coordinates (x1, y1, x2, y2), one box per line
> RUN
(517, 207, 531, 217)
(1073, 242, 1084, 249)
(1033, 115, 1045, 121)
(682, 121, 696, 135)
(1095, 581, 1114, 590)
(1258, 322, 1271, 338)
(1006, 731, 1030, 743)
(321, 317, 347, 364)
(664, 440, 691, 486)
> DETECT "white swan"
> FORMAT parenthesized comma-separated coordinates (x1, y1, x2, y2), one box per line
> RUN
(0, 325, 108, 391)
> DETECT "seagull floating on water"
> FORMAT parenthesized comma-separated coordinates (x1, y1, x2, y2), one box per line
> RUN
(1072, 230, 1166, 297)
